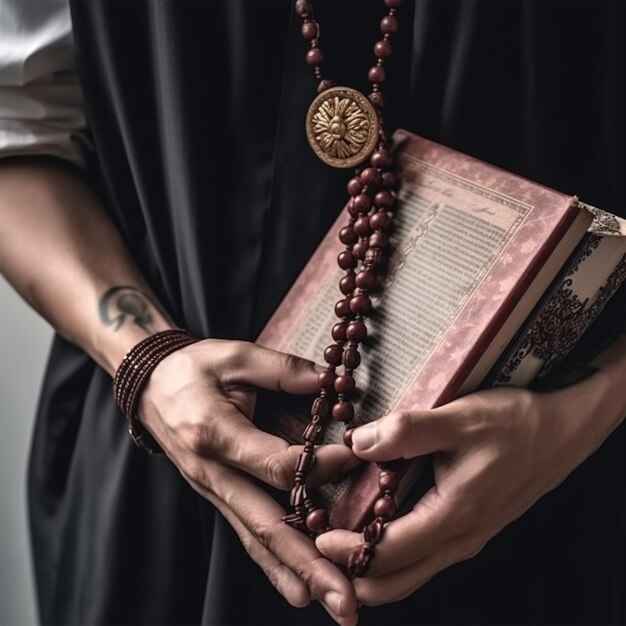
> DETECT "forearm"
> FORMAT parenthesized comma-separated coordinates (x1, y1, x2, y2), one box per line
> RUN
(0, 158, 173, 376)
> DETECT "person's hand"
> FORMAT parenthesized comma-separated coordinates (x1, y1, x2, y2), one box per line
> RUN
(138, 338, 359, 626)
(316, 363, 625, 607)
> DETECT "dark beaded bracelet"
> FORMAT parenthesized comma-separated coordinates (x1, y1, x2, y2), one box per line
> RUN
(112, 329, 199, 454)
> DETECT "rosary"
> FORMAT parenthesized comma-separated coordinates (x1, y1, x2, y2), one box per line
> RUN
(284, 0, 403, 578)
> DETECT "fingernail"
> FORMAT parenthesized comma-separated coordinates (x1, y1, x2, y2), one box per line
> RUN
(323, 590, 343, 616)
(352, 423, 376, 451)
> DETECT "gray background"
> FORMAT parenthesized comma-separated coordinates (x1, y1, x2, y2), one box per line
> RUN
(1, 275, 50, 625)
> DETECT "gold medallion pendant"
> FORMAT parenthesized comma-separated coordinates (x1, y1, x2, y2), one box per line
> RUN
(306, 86, 380, 169)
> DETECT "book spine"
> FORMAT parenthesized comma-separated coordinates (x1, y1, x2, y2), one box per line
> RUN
(492, 233, 626, 388)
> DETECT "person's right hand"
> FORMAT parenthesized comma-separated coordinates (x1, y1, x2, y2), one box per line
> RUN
(138, 338, 359, 626)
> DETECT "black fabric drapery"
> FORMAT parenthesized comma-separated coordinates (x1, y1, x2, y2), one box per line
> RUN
(28, 2, 624, 624)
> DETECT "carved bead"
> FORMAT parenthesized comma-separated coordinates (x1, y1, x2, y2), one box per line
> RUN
(306, 47, 323, 66)
(360, 167, 380, 185)
(374, 40, 392, 58)
(374, 496, 396, 519)
(337, 250, 357, 270)
(350, 294, 372, 314)
(317, 370, 335, 389)
(311, 396, 329, 418)
(303, 421, 321, 442)
(334, 374, 355, 394)
(339, 226, 357, 245)
(369, 231, 388, 249)
(343, 347, 361, 369)
(370, 211, 391, 231)
(355, 268, 377, 290)
(290, 483, 307, 507)
(379, 470, 400, 492)
(332, 400, 354, 422)
(368, 65, 386, 84)
(332, 322, 347, 341)
(335, 298, 351, 318)
(380, 15, 398, 33)
(324, 344, 343, 366)
(353, 216, 371, 236)
(305, 508, 328, 533)
(339, 273, 356, 295)
(347, 177, 364, 196)
(374, 190, 395, 209)
(301, 21, 318, 40)
(346, 320, 368, 341)
(296, 451, 316, 474)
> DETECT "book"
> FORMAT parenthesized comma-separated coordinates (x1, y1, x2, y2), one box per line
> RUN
(255, 130, 626, 532)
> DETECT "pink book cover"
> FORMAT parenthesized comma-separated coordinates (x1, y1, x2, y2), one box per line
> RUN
(256, 130, 590, 531)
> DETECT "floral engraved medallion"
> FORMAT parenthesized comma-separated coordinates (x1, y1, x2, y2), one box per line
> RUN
(306, 86, 380, 168)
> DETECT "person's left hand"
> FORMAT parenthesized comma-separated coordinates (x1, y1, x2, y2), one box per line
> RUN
(315, 372, 624, 607)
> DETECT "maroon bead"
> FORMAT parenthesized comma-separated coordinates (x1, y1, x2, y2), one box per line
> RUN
(370, 211, 391, 231)
(369, 231, 389, 249)
(295, 0, 312, 16)
(343, 347, 361, 369)
(347, 177, 364, 196)
(324, 344, 343, 366)
(337, 250, 357, 270)
(384, 0, 402, 7)
(306, 508, 328, 533)
(353, 216, 371, 237)
(353, 239, 369, 260)
(368, 65, 386, 84)
(369, 91, 385, 108)
(381, 171, 397, 188)
(305, 47, 323, 66)
(371, 149, 391, 169)
(339, 273, 356, 295)
(346, 320, 368, 341)
(380, 15, 398, 33)
(335, 298, 351, 318)
(343, 428, 354, 448)
(360, 167, 380, 185)
(332, 400, 354, 422)
(334, 374, 355, 394)
(347, 198, 360, 217)
(365, 248, 385, 268)
(379, 471, 400, 492)
(374, 190, 395, 209)
(332, 322, 347, 341)
(339, 226, 357, 245)
(355, 268, 377, 291)
(350, 294, 372, 314)
(318, 370, 336, 389)
(374, 496, 396, 519)
(317, 79, 335, 93)
(354, 193, 372, 211)
(296, 451, 315, 474)
(301, 21, 318, 40)
(374, 40, 392, 58)
(311, 396, 329, 418)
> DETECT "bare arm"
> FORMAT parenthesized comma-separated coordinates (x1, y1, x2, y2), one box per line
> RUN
(0, 158, 359, 626)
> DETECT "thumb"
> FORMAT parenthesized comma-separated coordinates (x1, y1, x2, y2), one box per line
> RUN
(351, 410, 456, 461)
(236, 343, 321, 395)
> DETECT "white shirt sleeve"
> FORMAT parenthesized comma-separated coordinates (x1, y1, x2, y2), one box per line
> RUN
(0, 0, 89, 167)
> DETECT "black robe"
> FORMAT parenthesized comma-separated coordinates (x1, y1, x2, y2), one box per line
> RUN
(29, 1, 624, 624)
